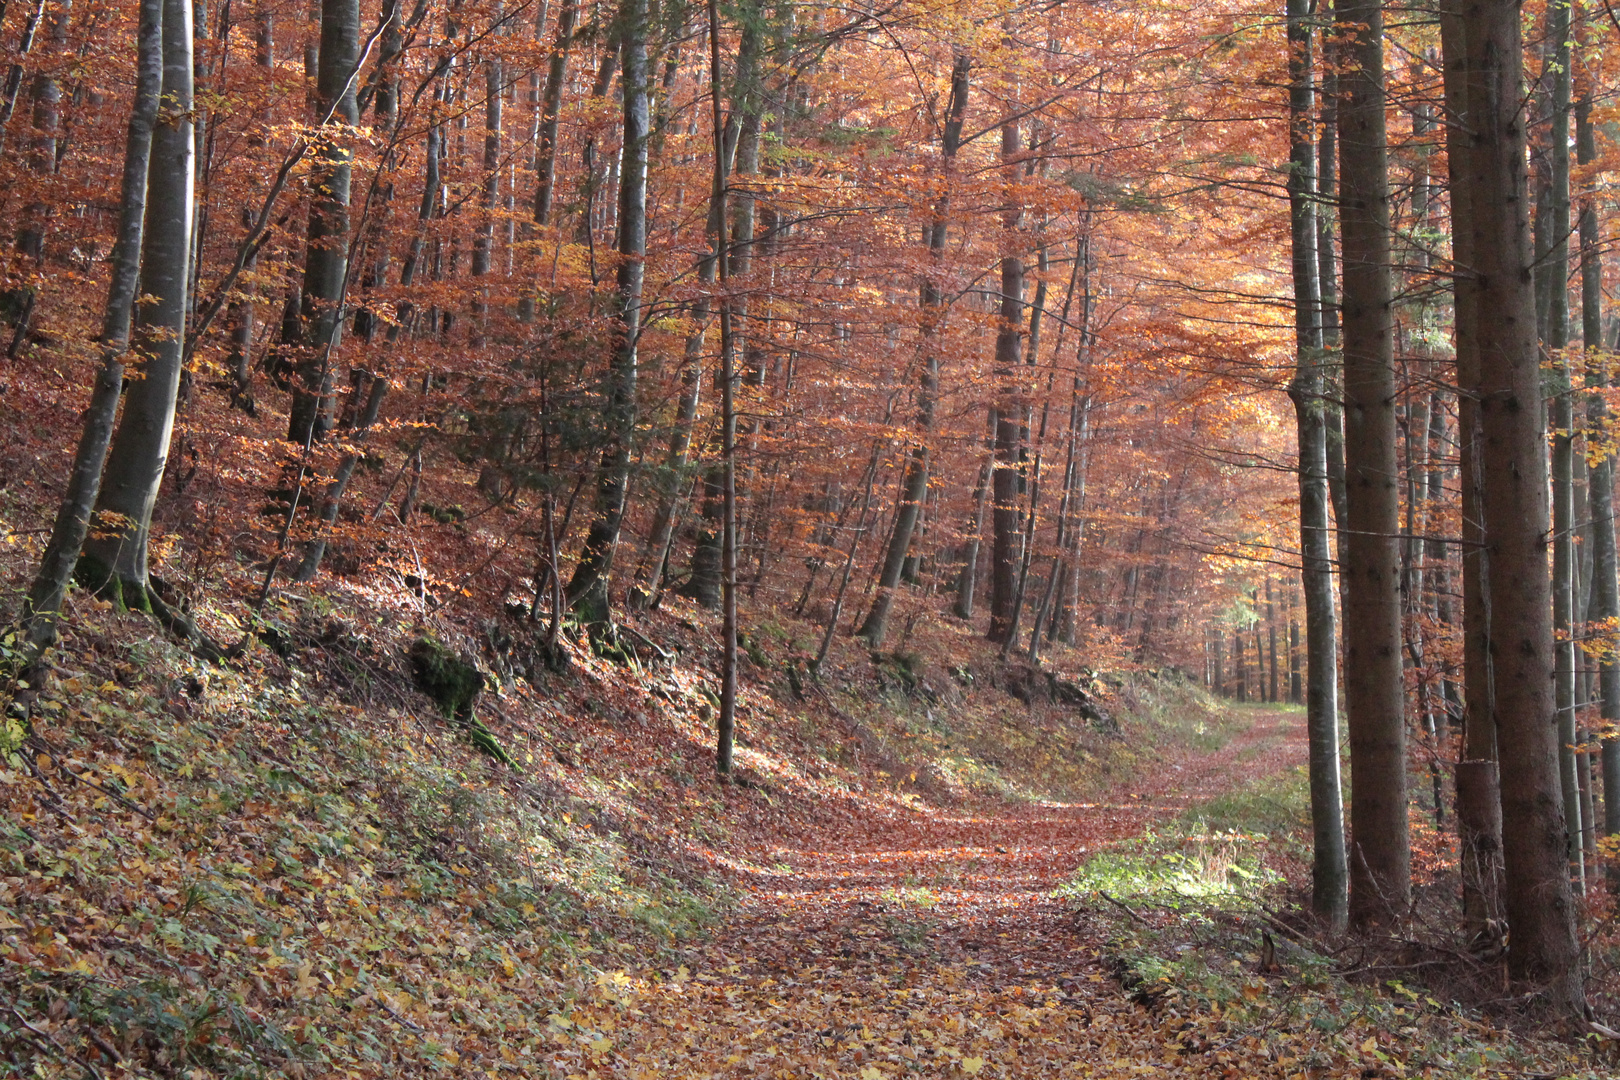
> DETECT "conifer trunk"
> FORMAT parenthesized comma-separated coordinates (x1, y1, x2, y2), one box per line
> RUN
(1335, 0, 1409, 926)
(1441, 0, 1583, 1011)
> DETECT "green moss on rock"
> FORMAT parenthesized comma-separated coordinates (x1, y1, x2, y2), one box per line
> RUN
(408, 637, 484, 721)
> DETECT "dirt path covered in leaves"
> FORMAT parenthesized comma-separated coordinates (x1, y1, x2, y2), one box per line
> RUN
(541, 708, 1308, 1078)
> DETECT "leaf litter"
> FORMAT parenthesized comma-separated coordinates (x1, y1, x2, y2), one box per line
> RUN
(0, 602, 1605, 1078)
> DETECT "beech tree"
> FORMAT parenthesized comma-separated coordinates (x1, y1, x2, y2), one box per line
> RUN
(1, 7, 1610, 1025)
(565, 0, 649, 624)
(77, 0, 195, 611)
(286, 0, 359, 447)
(21, 0, 162, 651)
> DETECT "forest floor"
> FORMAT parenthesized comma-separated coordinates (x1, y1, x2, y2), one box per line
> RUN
(0, 577, 1611, 1078)
(540, 709, 1313, 1079)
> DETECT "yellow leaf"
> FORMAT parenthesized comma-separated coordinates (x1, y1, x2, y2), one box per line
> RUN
(588, 1037, 612, 1053)
(861, 1068, 884, 1080)
(293, 960, 318, 999)
(962, 1058, 986, 1075)
(1360, 1036, 1377, 1054)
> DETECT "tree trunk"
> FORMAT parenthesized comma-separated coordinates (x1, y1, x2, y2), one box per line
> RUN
(566, 0, 647, 622)
(77, 0, 194, 606)
(955, 452, 992, 621)
(859, 52, 969, 647)
(470, 11, 502, 339)
(1541, 0, 1583, 891)
(1336, 0, 1409, 926)
(1578, 77, 1620, 850)
(706, 0, 739, 773)
(286, 0, 359, 446)
(293, 375, 387, 581)
(1441, 0, 1583, 1012)
(1285, 0, 1346, 914)
(21, 0, 163, 648)
(987, 111, 1025, 645)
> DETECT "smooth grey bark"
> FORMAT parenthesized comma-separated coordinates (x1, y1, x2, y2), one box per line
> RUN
(470, 10, 502, 338)
(21, 0, 163, 649)
(565, 0, 648, 621)
(1046, 240, 1096, 649)
(859, 52, 969, 647)
(705, 0, 738, 773)
(12, 0, 64, 261)
(1579, 85, 1620, 842)
(0, 0, 49, 164)
(1031, 248, 1092, 659)
(681, 8, 763, 608)
(1003, 237, 1052, 656)
(286, 0, 359, 446)
(1541, 0, 1583, 889)
(1315, 6, 1348, 538)
(1284, 0, 1346, 929)
(954, 453, 992, 620)
(1441, 0, 1584, 1012)
(224, 5, 277, 415)
(528, 0, 573, 236)
(1336, 0, 1409, 927)
(78, 0, 194, 602)
(987, 113, 1025, 645)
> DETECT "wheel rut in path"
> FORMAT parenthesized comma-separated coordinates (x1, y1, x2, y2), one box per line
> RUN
(545, 708, 1306, 1078)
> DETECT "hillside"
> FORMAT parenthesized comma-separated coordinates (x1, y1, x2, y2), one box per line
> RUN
(0, 564, 1606, 1078)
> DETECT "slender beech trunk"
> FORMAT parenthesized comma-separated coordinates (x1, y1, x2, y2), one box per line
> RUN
(1265, 575, 1278, 702)
(987, 110, 1024, 644)
(565, 0, 647, 621)
(1003, 231, 1051, 656)
(223, 3, 276, 413)
(516, 0, 573, 310)
(78, 0, 193, 605)
(859, 51, 969, 647)
(1540, 0, 1584, 891)
(682, 11, 762, 607)
(1336, 0, 1409, 926)
(1288, 589, 1302, 702)
(470, 11, 501, 339)
(9, 0, 65, 356)
(0, 0, 48, 164)
(954, 453, 992, 620)
(286, 0, 359, 445)
(21, 0, 162, 648)
(1579, 79, 1620, 847)
(704, 0, 738, 772)
(1441, 0, 1583, 1012)
(1316, 6, 1347, 536)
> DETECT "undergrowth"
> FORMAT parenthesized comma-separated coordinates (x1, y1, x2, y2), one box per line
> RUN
(1060, 745, 1610, 1079)
(0, 618, 720, 1078)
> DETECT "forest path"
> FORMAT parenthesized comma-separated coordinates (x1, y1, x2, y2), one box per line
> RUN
(544, 706, 1307, 1078)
